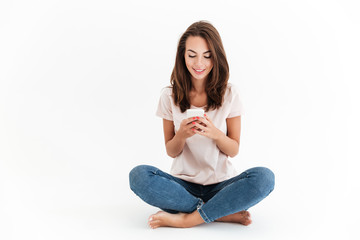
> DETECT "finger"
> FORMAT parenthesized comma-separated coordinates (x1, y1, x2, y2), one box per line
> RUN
(199, 122, 206, 127)
(188, 117, 197, 123)
(193, 127, 206, 136)
(193, 122, 207, 131)
(204, 114, 212, 123)
(185, 117, 197, 125)
(192, 127, 202, 134)
(196, 116, 210, 126)
(187, 123, 196, 130)
(188, 122, 201, 130)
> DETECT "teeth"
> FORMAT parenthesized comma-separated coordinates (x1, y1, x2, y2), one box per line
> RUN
(195, 69, 204, 72)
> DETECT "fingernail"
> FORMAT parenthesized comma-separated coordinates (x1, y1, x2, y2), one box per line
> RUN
(193, 117, 196, 120)
(204, 114, 207, 116)
(192, 122, 195, 124)
(196, 116, 200, 119)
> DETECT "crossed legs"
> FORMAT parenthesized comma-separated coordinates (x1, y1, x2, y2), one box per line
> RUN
(129, 165, 274, 229)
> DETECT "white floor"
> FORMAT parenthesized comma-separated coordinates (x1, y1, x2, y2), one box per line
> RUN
(0, 172, 357, 240)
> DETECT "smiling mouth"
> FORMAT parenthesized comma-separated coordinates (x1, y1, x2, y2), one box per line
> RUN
(193, 68, 205, 73)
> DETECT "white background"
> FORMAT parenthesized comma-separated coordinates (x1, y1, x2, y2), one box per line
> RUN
(1, 0, 359, 239)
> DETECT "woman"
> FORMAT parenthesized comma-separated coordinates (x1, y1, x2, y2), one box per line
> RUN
(129, 21, 275, 229)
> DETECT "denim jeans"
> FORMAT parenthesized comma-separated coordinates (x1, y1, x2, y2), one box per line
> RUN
(129, 165, 275, 223)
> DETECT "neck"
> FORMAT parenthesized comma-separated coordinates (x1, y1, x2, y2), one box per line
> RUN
(191, 78, 206, 94)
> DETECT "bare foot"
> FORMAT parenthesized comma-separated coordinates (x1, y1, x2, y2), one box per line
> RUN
(215, 210, 252, 226)
(148, 211, 204, 229)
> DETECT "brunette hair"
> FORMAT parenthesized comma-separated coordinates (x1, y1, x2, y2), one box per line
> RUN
(170, 20, 229, 113)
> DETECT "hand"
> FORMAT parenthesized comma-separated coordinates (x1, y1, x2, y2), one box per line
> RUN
(177, 117, 198, 139)
(191, 114, 224, 140)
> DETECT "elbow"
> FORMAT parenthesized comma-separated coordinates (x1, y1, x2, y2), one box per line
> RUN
(167, 151, 177, 158)
(165, 143, 175, 158)
(165, 141, 182, 158)
(166, 147, 180, 158)
(228, 142, 240, 158)
(228, 150, 239, 158)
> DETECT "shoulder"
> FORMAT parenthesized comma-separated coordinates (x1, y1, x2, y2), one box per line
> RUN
(159, 86, 173, 97)
(224, 83, 245, 116)
(157, 86, 175, 109)
(224, 83, 240, 103)
(158, 86, 173, 101)
(156, 86, 175, 120)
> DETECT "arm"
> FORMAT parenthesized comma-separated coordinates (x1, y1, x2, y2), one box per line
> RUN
(215, 116, 241, 158)
(162, 118, 197, 158)
(192, 115, 241, 158)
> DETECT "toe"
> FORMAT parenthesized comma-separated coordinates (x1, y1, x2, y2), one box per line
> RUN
(149, 220, 161, 229)
(149, 213, 160, 222)
(151, 225, 159, 229)
(244, 219, 252, 226)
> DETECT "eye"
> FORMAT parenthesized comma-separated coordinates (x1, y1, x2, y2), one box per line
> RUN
(204, 56, 211, 59)
(188, 55, 196, 58)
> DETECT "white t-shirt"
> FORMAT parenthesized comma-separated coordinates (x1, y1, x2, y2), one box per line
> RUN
(155, 83, 244, 185)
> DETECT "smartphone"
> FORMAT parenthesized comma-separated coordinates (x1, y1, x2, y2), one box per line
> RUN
(186, 109, 205, 118)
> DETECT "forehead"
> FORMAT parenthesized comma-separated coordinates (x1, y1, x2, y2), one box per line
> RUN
(185, 36, 210, 51)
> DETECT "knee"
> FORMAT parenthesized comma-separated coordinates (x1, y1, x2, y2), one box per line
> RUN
(250, 167, 275, 195)
(129, 165, 156, 192)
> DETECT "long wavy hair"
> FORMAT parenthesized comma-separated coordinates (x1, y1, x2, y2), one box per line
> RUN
(170, 20, 229, 113)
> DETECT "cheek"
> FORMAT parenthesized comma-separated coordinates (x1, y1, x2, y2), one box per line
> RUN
(184, 56, 189, 65)
(185, 58, 195, 70)
(185, 57, 193, 65)
(207, 61, 214, 70)
(185, 59, 191, 70)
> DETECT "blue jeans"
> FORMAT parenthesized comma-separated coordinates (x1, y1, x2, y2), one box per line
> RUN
(129, 165, 275, 223)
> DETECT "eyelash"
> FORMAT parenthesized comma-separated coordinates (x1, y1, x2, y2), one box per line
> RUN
(189, 56, 211, 59)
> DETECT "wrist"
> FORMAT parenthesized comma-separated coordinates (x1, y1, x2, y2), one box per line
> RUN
(214, 130, 226, 142)
(175, 130, 187, 142)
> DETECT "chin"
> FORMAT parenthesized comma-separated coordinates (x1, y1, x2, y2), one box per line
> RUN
(193, 74, 209, 81)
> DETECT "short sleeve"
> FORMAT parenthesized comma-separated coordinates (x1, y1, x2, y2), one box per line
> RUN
(155, 87, 173, 121)
(227, 84, 245, 118)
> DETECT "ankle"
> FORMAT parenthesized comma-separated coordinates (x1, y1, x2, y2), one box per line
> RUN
(180, 213, 192, 228)
(183, 211, 204, 228)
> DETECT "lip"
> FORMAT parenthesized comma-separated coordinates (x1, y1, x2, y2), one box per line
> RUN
(193, 68, 205, 75)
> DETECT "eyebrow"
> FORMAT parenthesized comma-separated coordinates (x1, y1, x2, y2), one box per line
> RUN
(187, 49, 211, 54)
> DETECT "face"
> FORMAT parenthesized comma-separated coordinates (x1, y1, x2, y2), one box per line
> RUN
(184, 36, 214, 82)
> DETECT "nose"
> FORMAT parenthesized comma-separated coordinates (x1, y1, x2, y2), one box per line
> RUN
(195, 57, 205, 68)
